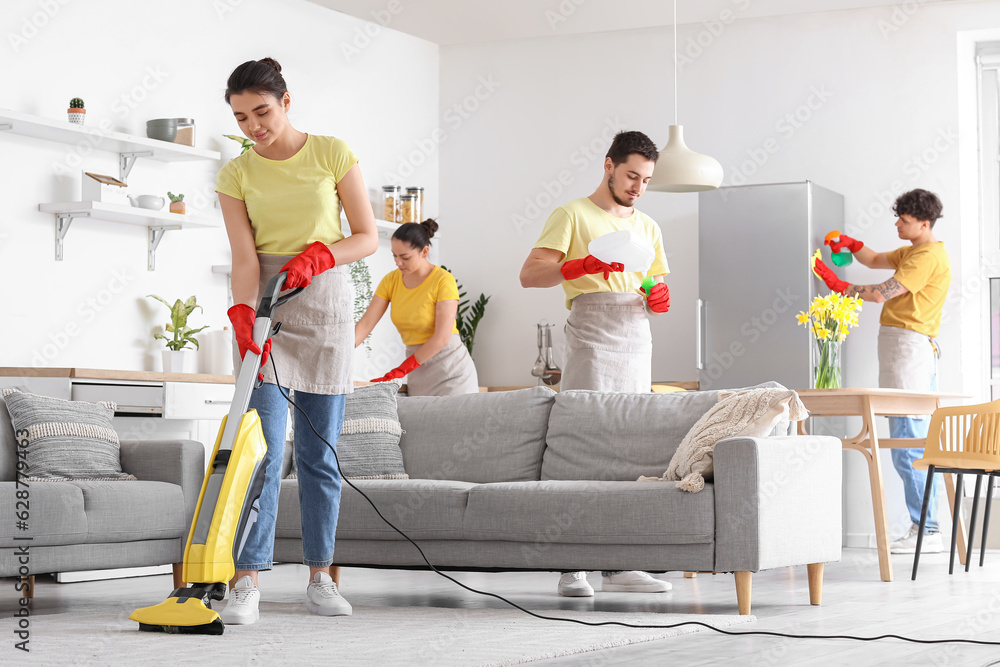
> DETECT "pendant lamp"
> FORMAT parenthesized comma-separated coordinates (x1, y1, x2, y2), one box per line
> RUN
(647, 0, 723, 192)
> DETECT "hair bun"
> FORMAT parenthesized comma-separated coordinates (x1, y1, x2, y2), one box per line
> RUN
(258, 57, 282, 73)
(420, 218, 439, 238)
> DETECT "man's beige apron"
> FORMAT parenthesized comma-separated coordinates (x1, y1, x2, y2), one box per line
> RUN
(878, 325, 938, 414)
(405, 333, 479, 396)
(561, 292, 652, 392)
(233, 254, 354, 395)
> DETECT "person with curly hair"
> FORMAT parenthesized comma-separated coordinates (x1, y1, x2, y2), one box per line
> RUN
(813, 188, 951, 554)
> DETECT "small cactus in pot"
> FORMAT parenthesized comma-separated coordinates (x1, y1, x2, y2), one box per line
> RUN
(168, 192, 185, 214)
(68, 97, 86, 125)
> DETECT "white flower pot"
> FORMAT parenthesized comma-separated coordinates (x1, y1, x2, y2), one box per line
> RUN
(162, 349, 196, 374)
(67, 110, 86, 125)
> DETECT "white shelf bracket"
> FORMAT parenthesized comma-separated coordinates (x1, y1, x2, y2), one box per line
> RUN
(0, 123, 12, 131)
(54, 212, 88, 261)
(147, 225, 179, 271)
(120, 151, 154, 182)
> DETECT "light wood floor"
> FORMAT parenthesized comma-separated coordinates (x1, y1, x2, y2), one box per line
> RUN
(5, 548, 1000, 665)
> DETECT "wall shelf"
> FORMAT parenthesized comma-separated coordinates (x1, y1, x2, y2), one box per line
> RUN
(39, 201, 222, 270)
(0, 109, 220, 180)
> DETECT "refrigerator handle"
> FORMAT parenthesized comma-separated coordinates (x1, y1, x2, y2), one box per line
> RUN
(696, 298, 705, 370)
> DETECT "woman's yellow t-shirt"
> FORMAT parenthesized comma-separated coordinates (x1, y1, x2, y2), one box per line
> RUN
(375, 266, 460, 345)
(215, 135, 358, 255)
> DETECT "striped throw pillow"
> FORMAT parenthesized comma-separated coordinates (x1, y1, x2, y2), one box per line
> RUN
(2, 388, 136, 482)
(288, 379, 407, 480)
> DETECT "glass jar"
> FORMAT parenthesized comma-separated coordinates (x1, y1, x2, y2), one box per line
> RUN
(382, 185, 401, 223)
(405, 186, 424, 221)
(400, 194, 419, 224)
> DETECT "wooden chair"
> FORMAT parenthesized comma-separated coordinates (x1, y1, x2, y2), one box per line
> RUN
(912, 399, 1000, 579)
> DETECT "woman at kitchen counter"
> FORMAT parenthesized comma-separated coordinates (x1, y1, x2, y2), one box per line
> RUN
(355, 219, 480, 395)
(215, 57, 378, 625)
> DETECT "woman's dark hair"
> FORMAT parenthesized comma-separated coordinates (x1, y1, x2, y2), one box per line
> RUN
(392, 219, 439, 250)
(225, 57, 287, 104)
(893, 189, 943, 227)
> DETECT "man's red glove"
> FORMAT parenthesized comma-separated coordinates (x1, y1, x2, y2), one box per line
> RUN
(813, 258, 850, 294)
(371, 355, 420, 383)
(561, 255, 625, 281)
(228, 304, 271, 381)
(641, 282, 670, 313)
(280, 242, 336, 289)
(826, 233, 864, 254)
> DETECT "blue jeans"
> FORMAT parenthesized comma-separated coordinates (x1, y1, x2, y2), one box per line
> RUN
(237, 382, 346, 570)
(888, 416, 939, 533)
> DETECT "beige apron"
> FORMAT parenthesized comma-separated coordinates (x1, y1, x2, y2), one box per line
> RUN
(878, 325, 938, 418)
(405, 333, 480, 396)
(561, 292, 652, 392)
(232, 254, 354, 396)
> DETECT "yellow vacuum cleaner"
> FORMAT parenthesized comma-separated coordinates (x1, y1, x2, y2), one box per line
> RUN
(130, 273, 303, 635)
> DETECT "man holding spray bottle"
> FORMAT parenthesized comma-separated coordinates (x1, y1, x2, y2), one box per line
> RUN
(519, 130, 672, 597)
(813, 189, 950, 554)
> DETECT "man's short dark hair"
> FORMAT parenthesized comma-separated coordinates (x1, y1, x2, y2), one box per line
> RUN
(893, 189, 943, 227)
(606, 131, 659, 166)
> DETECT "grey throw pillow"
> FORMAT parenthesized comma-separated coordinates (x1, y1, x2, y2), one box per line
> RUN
(288, 380, 407, 480)
(2, 388, 135, 482)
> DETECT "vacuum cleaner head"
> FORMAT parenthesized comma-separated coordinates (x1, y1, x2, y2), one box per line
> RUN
(130, 585, 226, 635)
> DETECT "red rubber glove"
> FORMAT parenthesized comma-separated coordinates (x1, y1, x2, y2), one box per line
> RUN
(280, 242, 336, 289)
(228, 304, 271, 381)
(813, 258, 850, 294)
(371, 355, 420, 383)
(561, 255, 625, 281)
(825, 233, 864, 254)
(641, 282, 670, 313)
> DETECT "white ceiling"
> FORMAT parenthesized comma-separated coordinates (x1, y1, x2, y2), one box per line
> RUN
(308, 0, 963, 46)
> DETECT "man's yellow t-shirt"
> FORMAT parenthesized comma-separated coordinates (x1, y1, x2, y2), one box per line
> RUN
(533, 197, 669, 309)
(375, 266, 460, 346)
(880, 242, 951, 338)
(215, 135, 358, 255)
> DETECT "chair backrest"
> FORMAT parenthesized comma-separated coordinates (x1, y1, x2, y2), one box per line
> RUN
(920, 399, 1000, 471)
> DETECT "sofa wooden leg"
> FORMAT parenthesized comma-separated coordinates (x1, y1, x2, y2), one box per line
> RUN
(807, 563, 824, 606)
(331, 566, 341, 587)
(23, 575, 34, 599)
(734, 571, 752, 615)
(684, 571, 697, 578)
(172, 563, 185, 589)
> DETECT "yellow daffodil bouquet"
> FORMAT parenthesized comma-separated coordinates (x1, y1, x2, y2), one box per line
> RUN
(796, 293, 862, 388)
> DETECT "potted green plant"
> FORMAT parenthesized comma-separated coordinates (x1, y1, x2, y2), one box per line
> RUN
(441, 266, 490, 354)
(147, 295, 208, 373)
(223, 134, 255, 155)
(68, 97, 85, 125)
(168, 192, 185, 214)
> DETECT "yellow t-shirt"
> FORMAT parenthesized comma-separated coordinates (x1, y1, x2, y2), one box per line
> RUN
(533, 197, 669, 309)
(880, 242, 951, 338)
(215, 135, 358, 255)
(375, 266, 460, 346)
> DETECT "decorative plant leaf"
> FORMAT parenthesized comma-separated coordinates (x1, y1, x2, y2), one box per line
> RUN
(440, 265, 489, 355)
(147, 294, 207, 352)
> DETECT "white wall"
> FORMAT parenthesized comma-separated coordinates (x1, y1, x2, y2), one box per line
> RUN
(439, 1, 1000, 544)
(0, 0, 437, 379)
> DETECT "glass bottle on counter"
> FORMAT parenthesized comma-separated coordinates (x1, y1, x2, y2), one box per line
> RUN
(382, 185, 401, 223)
(400, 193, 419, 224)
(405, 187, 424, 223)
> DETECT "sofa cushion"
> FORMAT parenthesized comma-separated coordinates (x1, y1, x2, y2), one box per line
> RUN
(541, 382, 786, 481)
(0, 392, 16, 482)
(277, 479, 475, 541)
(462, 480, 714, 545)
(0, 481, 88, 547)
(396, 387, 556, 483)
(68, 480, 187, 543)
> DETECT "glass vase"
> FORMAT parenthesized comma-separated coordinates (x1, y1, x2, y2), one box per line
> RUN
(813, 339, 842, 389)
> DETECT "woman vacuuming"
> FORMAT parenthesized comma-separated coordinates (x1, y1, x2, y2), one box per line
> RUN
(355, 219, 480, 395)
(215, 57, 378, 624)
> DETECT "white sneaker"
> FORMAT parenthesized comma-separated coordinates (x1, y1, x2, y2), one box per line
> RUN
(306, 572, 352, 616)
(601, 571, 672, 593)
(219, 575, 260, 625)
(890, 524, 944, 554)
(557, 572, 594, 597)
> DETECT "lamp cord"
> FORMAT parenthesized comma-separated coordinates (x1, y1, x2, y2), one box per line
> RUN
(673, 0, 678, 125)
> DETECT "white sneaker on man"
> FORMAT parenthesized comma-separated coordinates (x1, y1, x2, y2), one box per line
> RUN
(306, 572, 353, 616)
(601, 571, 672, 593)
(219, 575, 260, 625)
(557, 571, 594, 597)
(890, 523, 944, 554)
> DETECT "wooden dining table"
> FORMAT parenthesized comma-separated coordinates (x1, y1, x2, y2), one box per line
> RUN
(795, 388, 969, 582)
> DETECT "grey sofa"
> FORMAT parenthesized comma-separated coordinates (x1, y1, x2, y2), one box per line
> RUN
(0, 392, 204, 595)
(274, 386, 843, 615)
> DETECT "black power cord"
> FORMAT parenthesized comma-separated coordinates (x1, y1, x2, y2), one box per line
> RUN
(268, 354, 1000, 647)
